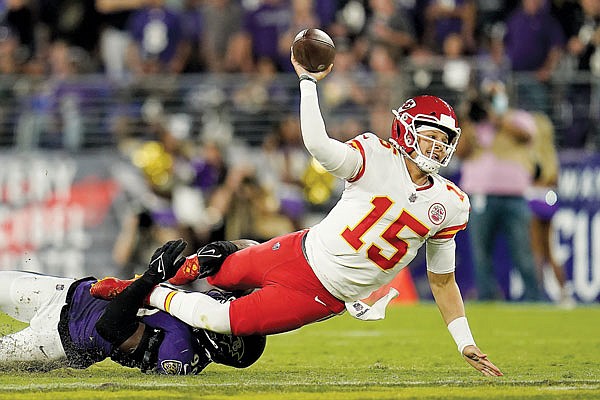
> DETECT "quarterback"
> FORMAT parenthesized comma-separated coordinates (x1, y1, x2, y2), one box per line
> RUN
(94, 54, 502, 376)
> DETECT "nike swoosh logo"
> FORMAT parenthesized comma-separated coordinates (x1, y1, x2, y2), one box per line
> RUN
(151, 254, 166, 279)
(157, 256, 165, 279)
(314, 296, 327, 307)
(39, 345, 48, 358)
(198, 247, 221, 258)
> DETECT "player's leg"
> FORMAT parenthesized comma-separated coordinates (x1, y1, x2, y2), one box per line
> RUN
(207, 231, 307, 291)
(228, 283, 344, 336)
(0, 272, 73, 366)
(149, 230, 345, 335)
(0, 326, 68, 365)
(148, 233, 307, 333)
(0, 271, 75, 322)
(218, 231, 345, 335)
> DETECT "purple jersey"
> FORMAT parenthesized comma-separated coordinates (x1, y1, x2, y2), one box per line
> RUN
(504, 8, 565, 71)
(59, 279, 210, 374)
(127, 7, 184, 63)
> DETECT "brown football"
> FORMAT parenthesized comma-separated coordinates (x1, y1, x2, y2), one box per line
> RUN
(292, 28, 335, 73)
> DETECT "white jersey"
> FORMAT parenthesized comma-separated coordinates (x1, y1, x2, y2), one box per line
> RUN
(304, 133, 470, 302)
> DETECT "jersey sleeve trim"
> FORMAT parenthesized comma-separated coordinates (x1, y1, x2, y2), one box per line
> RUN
(346, 139, 366, 183)
(431, 222, 467, 239)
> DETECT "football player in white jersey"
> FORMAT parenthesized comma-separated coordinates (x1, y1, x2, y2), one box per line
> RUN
(92, 53, 502, 376)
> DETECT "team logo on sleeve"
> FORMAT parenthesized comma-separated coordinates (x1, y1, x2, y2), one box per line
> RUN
(161, 360, 183, 374)
(428, 203, 446, 225)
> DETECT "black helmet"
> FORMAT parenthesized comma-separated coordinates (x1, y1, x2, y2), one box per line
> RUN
(194, 329, 266, 368)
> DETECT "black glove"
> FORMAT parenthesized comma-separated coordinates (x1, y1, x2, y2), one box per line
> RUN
(143, 239, 188, 285)
(196, 240, 239, 279)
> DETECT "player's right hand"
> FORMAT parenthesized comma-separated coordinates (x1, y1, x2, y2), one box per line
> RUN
(143, 239, 187, 285)
(462, 345, 503, 376)
(290, 50, 333, 82)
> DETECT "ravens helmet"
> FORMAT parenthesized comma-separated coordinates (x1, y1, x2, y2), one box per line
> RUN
(194, 329, 266, 368)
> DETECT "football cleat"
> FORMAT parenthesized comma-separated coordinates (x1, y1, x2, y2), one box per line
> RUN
(90, 276, 139, 300)
(168, 241, 239, 285)
(168, 254, 200, 285)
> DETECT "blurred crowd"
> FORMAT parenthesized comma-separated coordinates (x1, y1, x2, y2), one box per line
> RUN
(1, 0, 597, 304)
(0, 0, 598, 78)
(0, 0, 598, 148)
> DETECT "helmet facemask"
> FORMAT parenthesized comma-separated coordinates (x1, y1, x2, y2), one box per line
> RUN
(391, 108, 461, 174)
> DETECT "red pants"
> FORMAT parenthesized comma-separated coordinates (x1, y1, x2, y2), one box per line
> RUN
(208, 231, 345, 336)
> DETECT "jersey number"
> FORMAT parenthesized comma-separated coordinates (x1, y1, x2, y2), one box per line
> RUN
(341, 196, 429, 270)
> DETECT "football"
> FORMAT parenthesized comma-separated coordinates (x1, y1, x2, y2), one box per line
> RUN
(292, 28, 335, 73)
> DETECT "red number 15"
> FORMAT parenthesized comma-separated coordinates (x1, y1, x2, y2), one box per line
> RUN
(341, 196, 429, 270)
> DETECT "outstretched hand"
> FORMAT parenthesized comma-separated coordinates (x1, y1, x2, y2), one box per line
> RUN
(290, 50, 333, 81)
(462, 345, 503, 376)
(144, 239, 187, 284)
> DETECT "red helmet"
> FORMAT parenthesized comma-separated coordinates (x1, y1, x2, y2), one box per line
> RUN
(390, 95, 461, 174)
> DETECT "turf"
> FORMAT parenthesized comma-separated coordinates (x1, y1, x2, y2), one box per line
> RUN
(1, 302, 599, 399)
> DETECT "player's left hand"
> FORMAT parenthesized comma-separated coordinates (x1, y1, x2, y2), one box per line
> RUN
(143, 239, 187, 284)
(462, 345, 503, 376)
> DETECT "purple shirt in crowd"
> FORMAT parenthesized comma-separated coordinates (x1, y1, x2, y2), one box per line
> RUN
(242, 3, 292, 61)
(427, 0, 467, 46)
(504, 8, 565, 71)
(127, 7, 184, 63)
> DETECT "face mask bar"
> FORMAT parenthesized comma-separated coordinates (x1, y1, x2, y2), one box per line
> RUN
(414, 129, 455, 167)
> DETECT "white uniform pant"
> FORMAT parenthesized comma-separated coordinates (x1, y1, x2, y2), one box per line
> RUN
(0, 271, 75, 364)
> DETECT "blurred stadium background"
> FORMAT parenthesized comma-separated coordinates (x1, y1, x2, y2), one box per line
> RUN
(0, 0, 598, 305)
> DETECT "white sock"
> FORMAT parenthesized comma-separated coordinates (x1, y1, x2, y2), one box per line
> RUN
(149, 286, 232, 334)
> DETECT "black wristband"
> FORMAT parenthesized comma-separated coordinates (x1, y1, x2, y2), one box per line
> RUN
(299, 74, 317, 84)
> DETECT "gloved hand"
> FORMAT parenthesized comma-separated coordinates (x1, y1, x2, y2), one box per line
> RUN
(142, 239, 187, 285)
(168, 240, 238, 285)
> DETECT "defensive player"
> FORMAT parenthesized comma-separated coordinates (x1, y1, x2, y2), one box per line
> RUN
(0, 240, 265, 373)
(94, 54, 503, 376)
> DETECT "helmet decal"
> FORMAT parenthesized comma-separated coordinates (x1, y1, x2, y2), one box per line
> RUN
(400, 98, 417, 111)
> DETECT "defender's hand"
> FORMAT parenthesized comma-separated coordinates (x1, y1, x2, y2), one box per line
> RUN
(462, 345, 503, 376)
(144, 239, 187, 284)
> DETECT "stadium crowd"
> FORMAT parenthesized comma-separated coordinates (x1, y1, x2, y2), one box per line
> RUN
(0, 0, 597, 305)
(0, 0, 598, 148)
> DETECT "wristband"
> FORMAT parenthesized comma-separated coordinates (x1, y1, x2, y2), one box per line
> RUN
(299, 74, 317, 84)
(447, 316, 476, 354)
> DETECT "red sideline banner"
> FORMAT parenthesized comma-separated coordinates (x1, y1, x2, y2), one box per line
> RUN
(0, 151, 131, 278)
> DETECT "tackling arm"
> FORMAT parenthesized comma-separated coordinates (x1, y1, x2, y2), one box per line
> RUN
(427, 271, 503, 376)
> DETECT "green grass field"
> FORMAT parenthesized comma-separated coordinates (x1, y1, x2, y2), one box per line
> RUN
(1, 302, 599, 400)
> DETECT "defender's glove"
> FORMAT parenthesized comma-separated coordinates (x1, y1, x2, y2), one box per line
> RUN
(168, 240, 238, 285)
(143, 239, 187, 285)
